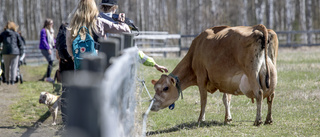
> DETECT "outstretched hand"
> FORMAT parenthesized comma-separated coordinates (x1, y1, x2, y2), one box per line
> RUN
(154, 64, 168, 73)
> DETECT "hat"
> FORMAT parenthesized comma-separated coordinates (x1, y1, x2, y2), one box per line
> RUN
(100, 0, 117, 6)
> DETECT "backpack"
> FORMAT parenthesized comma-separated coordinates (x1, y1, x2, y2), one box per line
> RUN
(72, 26, 97, 70)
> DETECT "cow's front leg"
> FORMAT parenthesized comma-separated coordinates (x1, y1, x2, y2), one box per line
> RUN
(198, 87, 207, 124)
(265, 92, 274, 124)
(223, 93, 232, 124)
(254, 88, 263, 126)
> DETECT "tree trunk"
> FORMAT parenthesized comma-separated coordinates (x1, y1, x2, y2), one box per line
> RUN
(286, 0, 295, 44)
(177, 0, 185, 34)
(0, 0, 5, 28)
(17, 0, 25, 36)
(255, 0, 266, 24)
(306, 0, 313, 44)
(139, 0, 145, 31)
(198, 0, 203, 33)
(242, 0, 248, 26)
(268, 0, 274, 28)
(161, 0, 168, 32)
(35, 0, 42, 39)
(299, 0, 307, 44)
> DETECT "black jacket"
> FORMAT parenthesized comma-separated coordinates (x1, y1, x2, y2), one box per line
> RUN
(55, 23, 71, 60)
(0, 29, 24, 55)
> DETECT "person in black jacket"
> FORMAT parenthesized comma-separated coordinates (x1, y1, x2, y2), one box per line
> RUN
(55, 22, 74, 124)
(56, 23, 74, 76)
(0, 21, 25, 85)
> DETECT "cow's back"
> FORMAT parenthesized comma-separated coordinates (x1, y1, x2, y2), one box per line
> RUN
(188, 25, 272, 93)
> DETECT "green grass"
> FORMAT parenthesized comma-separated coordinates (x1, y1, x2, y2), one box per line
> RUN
(9, 48, 320, 136)
(137, 48, 320, 136)
(11, 64, 60, 125)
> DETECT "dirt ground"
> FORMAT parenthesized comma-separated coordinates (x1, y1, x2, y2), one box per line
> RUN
(0, 69, 64, 137)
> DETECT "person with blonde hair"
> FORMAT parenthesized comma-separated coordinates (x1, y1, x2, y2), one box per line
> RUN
(66, 0, 131, 57)
(0, 21, 25, 85)
(39, 18, 56, 82)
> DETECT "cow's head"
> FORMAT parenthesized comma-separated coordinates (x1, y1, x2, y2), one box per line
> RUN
(150, 74, 180, 111)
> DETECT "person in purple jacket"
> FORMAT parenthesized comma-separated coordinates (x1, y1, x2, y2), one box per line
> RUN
(39, 18, 56, 82)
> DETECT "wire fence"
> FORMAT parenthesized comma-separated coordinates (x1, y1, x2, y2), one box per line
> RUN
(100, 47, 139, 137)
(63, 32, 156, 137)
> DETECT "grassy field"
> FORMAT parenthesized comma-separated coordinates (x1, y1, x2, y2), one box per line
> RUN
(137, 47, 320, 136)
(9, 47, 320, 136)
(12, 63, 60, 125)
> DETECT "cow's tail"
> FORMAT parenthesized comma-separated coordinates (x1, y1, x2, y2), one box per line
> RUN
(256, 24, 270, 89)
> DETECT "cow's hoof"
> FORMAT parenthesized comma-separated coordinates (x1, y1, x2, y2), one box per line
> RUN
(264, 119, 273, 125)
(224, 118, 232, 124)
(253, 120, 263, 126)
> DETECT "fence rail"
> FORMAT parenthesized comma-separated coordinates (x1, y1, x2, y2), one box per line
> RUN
(23, 30, 320, 62)
(133, 30, 320, 57)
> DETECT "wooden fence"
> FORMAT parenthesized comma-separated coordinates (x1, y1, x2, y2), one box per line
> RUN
(23, 30, 320, 62)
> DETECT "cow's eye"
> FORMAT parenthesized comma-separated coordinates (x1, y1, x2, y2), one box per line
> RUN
(163, 87, 169, 91)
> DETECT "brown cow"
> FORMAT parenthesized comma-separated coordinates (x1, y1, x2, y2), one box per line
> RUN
(150, 24, 278, 126)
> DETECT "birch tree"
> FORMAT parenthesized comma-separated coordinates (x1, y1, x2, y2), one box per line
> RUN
(242, 0, 248, 26)
(306, 0, 313, 44)
(177, 0, 185, 34)
(255, 0, 266, 24)
(267, 0, 274, 28)
(198, 0, 203, 33)
(0, 0, 5, 28)
(299, 0, 307, 44)
(35, 0, 42, 37)
(17, 0, 25, 36)
(286, 0, 295, 44)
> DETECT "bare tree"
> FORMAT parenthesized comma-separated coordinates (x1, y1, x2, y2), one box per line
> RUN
(242, 0, 248, 26)
(299, 0, 307, 44)
(17, 0, 25, 36)
(306, 0, 313, 44)
(35, 0, 42, 38)
(139, 0, 145, 31)
(0, 0, 5, 28)
(1, 0, 320, 40)
(197, 0, 203, 32)
(255, 0, 266, 24)
(267, 0, 274, 28)
(286, 0, 295, 44)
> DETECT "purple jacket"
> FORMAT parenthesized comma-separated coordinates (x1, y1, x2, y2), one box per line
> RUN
(39, 28, 56, 50)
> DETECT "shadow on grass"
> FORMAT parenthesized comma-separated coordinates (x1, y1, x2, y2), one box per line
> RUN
(20, 110, 51, 137)
(53, 83, 62, 95)
(146, 120, 231, 136)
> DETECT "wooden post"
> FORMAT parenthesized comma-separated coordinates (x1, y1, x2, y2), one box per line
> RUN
(109, 35, 124, 54)
(123, 33, 135, 49)
(178, 36, 182, 57)
(99, 38, 120, 69)
(65, 54, 106, 137)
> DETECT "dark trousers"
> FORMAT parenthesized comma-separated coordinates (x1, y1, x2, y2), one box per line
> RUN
(59, 57, 74, 124)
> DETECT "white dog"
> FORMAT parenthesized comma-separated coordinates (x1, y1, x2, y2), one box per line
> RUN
(39, 92, 61, 125)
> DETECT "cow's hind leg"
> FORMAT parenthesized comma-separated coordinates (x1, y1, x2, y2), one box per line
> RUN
(265, 92, 274, 125)
(223, 93, 232, 124)
(253, 88, 263, 126)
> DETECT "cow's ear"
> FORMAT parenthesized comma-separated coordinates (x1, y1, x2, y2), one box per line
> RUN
(170, 77, 176, 85)
(151, 80, 158, 85)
